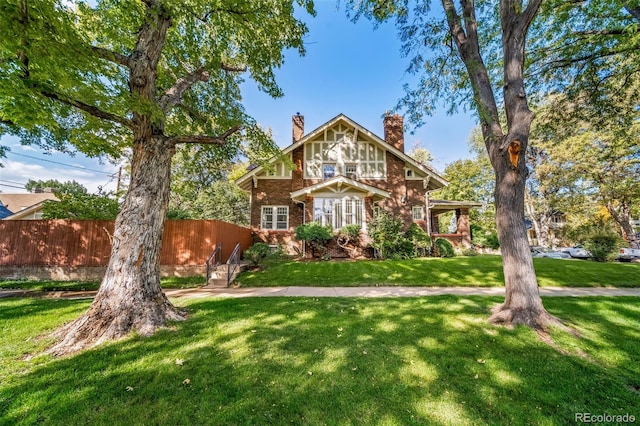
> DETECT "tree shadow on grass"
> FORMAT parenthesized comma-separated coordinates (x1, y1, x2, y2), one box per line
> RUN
(1, 296, 639, 425)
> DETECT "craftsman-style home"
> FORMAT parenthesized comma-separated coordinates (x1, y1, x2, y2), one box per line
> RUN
(236, 113, 480, 254)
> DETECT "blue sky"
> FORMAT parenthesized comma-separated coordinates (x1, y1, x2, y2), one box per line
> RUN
(0, 1, 477, 195)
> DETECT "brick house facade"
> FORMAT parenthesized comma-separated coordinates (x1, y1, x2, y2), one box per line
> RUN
(236, 113, 480, 254)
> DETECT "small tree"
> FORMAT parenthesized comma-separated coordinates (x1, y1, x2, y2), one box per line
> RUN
(295, 222, 333, 258)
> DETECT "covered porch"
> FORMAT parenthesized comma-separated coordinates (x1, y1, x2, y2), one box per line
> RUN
(427, 199, 482, 248)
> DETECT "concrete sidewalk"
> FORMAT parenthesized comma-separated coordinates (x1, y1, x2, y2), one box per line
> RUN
(2, 286, 640, 300)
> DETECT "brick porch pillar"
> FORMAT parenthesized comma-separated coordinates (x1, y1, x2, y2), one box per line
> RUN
(456, 208, 471, 248)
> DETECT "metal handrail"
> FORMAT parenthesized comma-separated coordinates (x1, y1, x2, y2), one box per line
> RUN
(205, 242, 222, 284)
(226, 242, 241, 286)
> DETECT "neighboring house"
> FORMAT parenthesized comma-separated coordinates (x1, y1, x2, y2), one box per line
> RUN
(0, 191, 59, 220)
(236, 113, 480, 254)
(0, 203, 13, 219)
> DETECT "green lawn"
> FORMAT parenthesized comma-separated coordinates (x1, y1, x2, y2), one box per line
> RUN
(0, 276, 204, 292)
(237, 255, 640, 288)
(1, 296, 639, 425)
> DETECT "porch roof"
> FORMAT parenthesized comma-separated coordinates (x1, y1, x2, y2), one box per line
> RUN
(290, 175, 390, 203)
(429, 199, 483, 215)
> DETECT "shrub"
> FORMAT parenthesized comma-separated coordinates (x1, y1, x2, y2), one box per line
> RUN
(434, 237, 455, 258)
(583, 232, 621, 262)
(336, 224, 363, 259)
(568, 220, 623, 262)
(459, 248, 478, 256)
(368, 211, 414, 259)
(471, 226, 500, 249)
(405, 223, 431, 257)
(295, 222, 333, 258)
(243, 242, 272, 266)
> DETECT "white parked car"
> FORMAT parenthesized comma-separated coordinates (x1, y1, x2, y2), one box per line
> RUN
(616, 247, 640, 262)
(559, 246, 592, 259)
(531, 247, 572, 259)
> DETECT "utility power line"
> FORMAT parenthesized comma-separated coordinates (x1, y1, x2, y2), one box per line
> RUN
(6, 151, 114, 175)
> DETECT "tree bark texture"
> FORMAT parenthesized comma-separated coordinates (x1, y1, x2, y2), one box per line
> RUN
(48, 138, 184, 355)
(607, 201, 639, 248)
(48, 3, 184, 355)
(443, 0, 560, 329)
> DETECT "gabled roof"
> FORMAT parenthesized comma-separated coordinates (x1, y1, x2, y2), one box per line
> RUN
(236, 113, 448, 189)
(2, 200, 53, 220)
(0, 193, 59, 212)
(290, 175, 390, 203)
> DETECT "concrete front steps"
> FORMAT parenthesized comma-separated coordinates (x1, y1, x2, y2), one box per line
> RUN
(204, 263, 246, 288)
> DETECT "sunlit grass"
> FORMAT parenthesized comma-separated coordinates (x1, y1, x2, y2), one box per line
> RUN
(1, 296, 639, 425)
(237, 255, 640, 288)
(0, 276, 204, 292)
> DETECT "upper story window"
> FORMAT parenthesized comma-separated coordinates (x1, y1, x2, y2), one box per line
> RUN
(406, 169, 414, 178)
(304, 123, 386, 179)
(345, 164, 357, 179)
(323, 164, 336, 180)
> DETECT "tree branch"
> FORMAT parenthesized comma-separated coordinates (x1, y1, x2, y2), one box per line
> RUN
(159, 67, 210, 112)
(167, 125, 242, 145)
(221, 62, 247, 72)
(40, 90, 132, 128)
(91, 46, 130, 67)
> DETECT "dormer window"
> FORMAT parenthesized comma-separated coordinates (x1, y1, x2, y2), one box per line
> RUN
(406, 169, 414, 178)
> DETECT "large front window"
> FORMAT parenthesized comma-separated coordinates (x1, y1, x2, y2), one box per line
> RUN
(313, 197, 363, 229)
(261, 206, 289, 230)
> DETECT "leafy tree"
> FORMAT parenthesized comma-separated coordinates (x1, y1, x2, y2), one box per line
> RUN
(0, 0, 315, 354)
(407, 141, 433, 165)
(346, 0, 560, 328)
(168, 145, 250, 224)
(532, 98, 640, 248)
(529, 1, 640, 129)
(25, 179, 87, 195)
(42, 190, 119, 220)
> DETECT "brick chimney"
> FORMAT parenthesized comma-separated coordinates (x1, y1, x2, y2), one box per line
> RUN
(383, 113, 404, 152)
(292, 113, 304, 143)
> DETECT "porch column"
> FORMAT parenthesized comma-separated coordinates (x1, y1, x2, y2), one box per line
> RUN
(430, 212, 440, 234)
(456, 208, 471, 248)
(304, 196, 314, 224)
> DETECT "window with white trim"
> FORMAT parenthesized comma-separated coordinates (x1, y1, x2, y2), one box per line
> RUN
(412, 206, 424, 221)
(313, 197, 364, 229)
(261, 206, 289, 230)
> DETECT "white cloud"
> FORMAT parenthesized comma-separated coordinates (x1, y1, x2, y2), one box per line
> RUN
(0, 160, 118, 194)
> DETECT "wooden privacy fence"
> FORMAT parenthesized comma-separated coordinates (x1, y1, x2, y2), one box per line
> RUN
(0, 219, 251, 267)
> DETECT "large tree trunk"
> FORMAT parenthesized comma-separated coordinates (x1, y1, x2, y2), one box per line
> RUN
(486, 0, 560, 329)
(489, 154, 557, 328)
(48, 137, 184, 355)
(607, 200, 639, 248)
(443, 0, 559, 329)
(46, 2, 181, 355)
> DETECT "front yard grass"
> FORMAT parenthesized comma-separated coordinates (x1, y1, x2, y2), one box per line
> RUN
(237, 255, 640, 288)
(1, 295, 639, 425)
(0, 276, 204, 292)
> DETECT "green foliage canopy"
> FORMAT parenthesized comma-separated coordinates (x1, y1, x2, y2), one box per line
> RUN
(0, 0, 315, 161)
